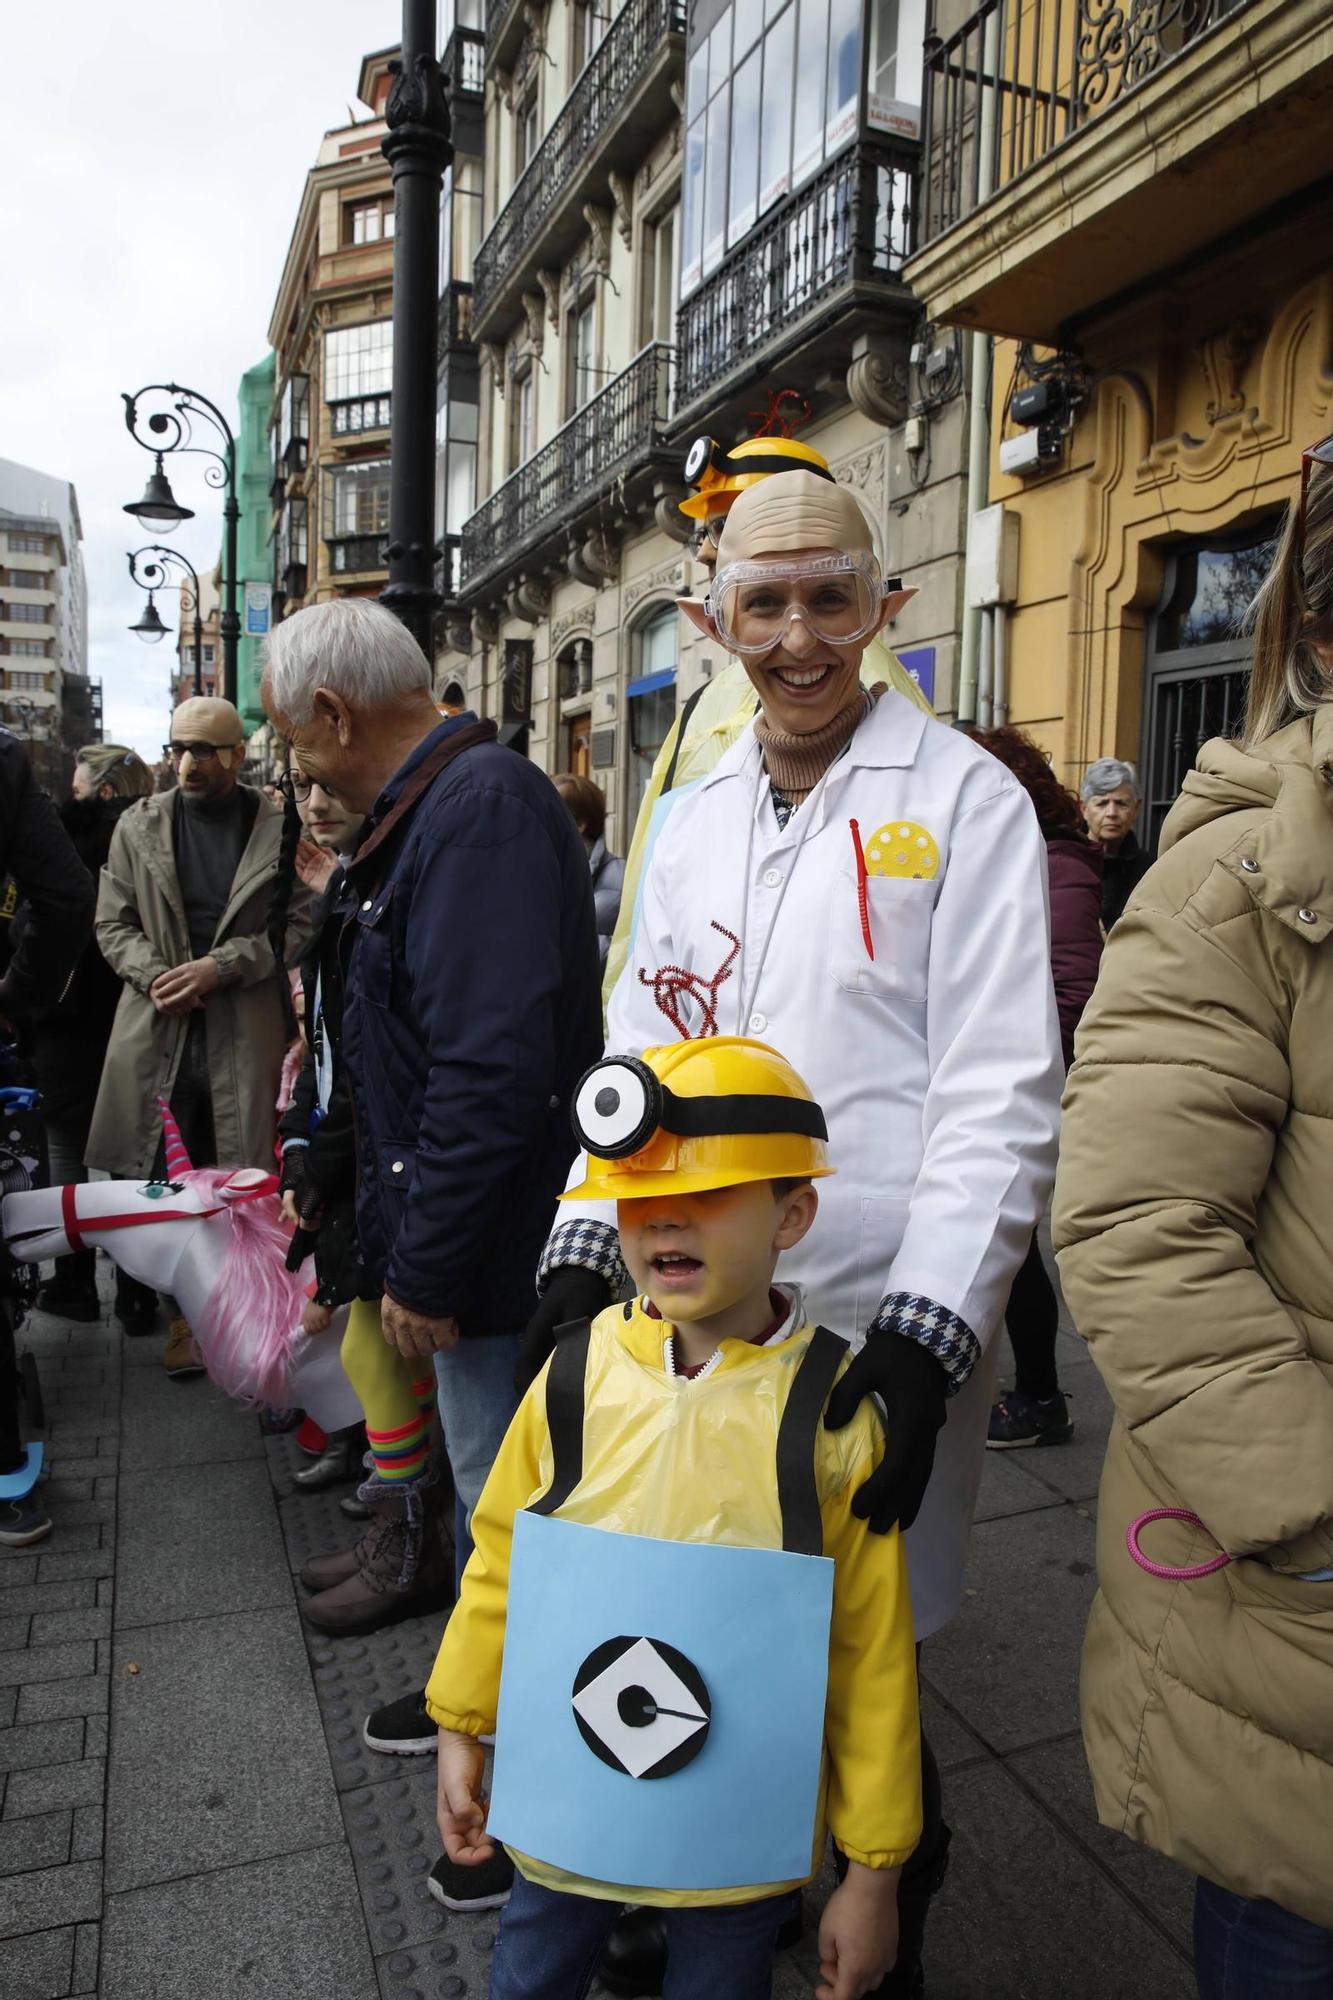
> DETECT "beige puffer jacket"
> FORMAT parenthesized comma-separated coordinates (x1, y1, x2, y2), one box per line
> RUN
(1053, 708, 1333, 1928)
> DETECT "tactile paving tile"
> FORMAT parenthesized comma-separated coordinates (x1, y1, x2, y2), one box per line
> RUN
(344, 1766, 448, 1953)
(375, 1933, 485, 2000)
(278, 1481, 366, 1576)
(307, 1615, 451, 1792)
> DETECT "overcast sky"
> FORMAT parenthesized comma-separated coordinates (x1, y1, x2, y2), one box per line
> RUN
(0, 1, 403, 758)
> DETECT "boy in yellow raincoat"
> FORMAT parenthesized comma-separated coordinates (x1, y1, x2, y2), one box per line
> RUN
(426, 1037, 922, 2000)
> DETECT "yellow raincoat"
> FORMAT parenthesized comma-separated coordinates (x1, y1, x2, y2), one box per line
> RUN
(425, 1296, 922, 1907)
(603, 644, 934, 1005)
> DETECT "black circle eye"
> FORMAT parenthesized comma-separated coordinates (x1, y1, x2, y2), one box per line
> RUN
(572, 1058, 661, 1158)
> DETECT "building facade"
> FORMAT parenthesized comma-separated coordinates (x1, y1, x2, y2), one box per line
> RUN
(0, 457, 92, 785)
(236, 352, 277, 730)
(905, 0, 1333, 838)
(439, 0, 975, 850)
(171, 569, 222, 708)
(267, 52, 400, 635)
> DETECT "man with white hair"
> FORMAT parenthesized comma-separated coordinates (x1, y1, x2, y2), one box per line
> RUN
(88, 697, 308, 1372)
(262, 600, 601, 1669)
(1079, 757, 1150, 927)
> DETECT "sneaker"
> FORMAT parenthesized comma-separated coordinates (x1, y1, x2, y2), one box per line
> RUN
(427, 1848, 513, 1912)
(987, 1388, 1073, 1448)
(0, 1497, 53, 1546)
(163, 1317, 206, 1380)
(363, 1688, 438, 1757)
(35, 1278, 100, 1323)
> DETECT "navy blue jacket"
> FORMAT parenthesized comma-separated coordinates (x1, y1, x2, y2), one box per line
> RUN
(341, 717, 601, 1336)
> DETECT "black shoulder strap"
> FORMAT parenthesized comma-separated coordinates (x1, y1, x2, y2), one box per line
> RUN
(527, 1318, 593, 1517)
(776, 1326, 850, 1558)
(659, 682, 708, 796)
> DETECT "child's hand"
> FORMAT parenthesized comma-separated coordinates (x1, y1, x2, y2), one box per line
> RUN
(816, 1862, 900, 2000)
(301, 1298, 334, 1337)
(436, 1728, 496, 1866)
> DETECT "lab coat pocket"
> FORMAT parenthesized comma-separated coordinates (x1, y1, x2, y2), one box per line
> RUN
(828, 863, 934, 1001)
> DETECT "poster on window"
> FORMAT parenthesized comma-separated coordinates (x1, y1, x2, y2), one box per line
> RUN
(868, 95, 921, 140)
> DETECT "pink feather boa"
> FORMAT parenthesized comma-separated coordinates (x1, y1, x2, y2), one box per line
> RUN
(183, 1171, 310, 1406)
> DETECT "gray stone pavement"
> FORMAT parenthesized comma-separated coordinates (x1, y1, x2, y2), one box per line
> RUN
(0, 1250, 1198, 2000)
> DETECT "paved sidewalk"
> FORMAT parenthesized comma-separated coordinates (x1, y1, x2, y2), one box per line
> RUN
(1, 1252, 1198, 1999)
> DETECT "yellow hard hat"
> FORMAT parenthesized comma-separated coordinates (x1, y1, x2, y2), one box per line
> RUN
(677, 435, 836, 521)
(562, 1037, 834, 1200)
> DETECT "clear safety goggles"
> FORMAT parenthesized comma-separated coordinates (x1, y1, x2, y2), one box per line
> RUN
(706, 552, 897, 655)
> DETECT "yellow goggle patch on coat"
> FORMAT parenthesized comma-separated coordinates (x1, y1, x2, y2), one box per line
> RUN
(862, 821, 939, 881)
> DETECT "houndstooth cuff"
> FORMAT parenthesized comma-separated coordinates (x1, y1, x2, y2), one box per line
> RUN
(537, 1217, 628, 1299)
(870, 1291, 981, 1395)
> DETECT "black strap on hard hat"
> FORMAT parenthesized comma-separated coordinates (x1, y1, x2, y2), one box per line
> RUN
(719, 449, 836, 483)
(660, 1087, 828, 1143)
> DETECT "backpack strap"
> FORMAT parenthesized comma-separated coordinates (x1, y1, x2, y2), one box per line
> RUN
(527, 1318, 593, 1517)
(776, 1326, 850, 1558)
(658, 682, 707, 796)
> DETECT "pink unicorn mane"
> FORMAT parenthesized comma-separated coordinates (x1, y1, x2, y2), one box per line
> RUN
(182, 1170, 309, 1406)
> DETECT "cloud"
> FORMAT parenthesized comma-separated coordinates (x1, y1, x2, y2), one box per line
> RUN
(0, 0, 402, 758)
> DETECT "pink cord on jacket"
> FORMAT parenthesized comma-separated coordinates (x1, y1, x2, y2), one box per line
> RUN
(1126, 1508, 1232, 1581)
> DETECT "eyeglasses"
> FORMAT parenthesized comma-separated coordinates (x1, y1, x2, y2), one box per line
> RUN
(690, 515, 726, 556)
(1296, 433, 1333, 559)
(279, 770, 315, 803)
(165, 741, 228, 763)
(707, 552, 898, 656)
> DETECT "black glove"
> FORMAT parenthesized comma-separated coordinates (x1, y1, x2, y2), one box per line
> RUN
(515, 1265, 611, 1393)
(823, 1328, 950, 1535)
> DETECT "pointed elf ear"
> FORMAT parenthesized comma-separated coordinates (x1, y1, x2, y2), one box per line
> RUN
(677, 597, 716, 640)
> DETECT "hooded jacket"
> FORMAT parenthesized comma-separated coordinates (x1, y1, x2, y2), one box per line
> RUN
(1053, 709, 1333, 1926)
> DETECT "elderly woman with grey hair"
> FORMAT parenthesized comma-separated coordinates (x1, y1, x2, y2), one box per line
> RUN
(1080, 757, 1151, 928)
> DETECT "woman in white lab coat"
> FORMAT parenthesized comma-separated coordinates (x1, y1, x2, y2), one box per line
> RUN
(522, 469, 1063, 1996)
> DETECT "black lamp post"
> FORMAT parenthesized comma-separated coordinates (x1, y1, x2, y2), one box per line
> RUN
(122, 385, 239, 706)
(127, 545, 205, 698)
(380, 0, 453, 656)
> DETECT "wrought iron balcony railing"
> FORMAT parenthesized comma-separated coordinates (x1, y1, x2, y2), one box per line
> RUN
(472, 0, 686, 329)
(443, 25, 485, 97)
(919, 0, 1251, 242)
(675, 138, 918, 414)
(461, 342, 673, 591)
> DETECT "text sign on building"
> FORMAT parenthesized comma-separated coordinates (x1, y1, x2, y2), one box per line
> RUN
(592, 728, 616, 769)
(896, 646, 935, 705)
(244, 584, 272, 636)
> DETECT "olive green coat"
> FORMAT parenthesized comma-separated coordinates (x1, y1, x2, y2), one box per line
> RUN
(87, 788, 310, 1178)
(1054, 707, 1333, 1928)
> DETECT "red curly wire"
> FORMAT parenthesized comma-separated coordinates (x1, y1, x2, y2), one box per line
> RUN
(848, 819, 874, 961)
(638, 921, 741, 1038)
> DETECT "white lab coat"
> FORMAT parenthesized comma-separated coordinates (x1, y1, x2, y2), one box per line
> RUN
(561, 692, 1064, 1638)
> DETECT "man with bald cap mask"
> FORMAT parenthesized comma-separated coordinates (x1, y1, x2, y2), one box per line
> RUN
(527, 471, 1063, 1995)
(88, 697, 310, 1372)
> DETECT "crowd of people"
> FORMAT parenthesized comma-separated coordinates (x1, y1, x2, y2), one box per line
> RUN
(0, 421, 1330, 2000)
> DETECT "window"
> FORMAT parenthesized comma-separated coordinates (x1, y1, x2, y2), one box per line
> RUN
(3, 603, 46, 624)
(517, 89, 540, 177)
(511, 366, 537, 472)
(346, 196, 395, 245)
(325, 320, 393, 405)
(574, 0, 612, 70)
(681, 0, 882, 296)
(279, 497, 309, 574)
(6, 571, 45, 590)
(275, 374, 310, 474)
(331, 395, 392, 436)
(440, 159, 484, 290)
(867, 0, 926, 138)
(436, 397, 479, 538)
(6, 535, 48, 556)
(6, 670, 46, 690)
(324, 459, 390, 570)
(640, 206, 679, 347)
(569, 296, 598, 414)
(627, 607, 679, 817)
(6, 640, 48, 659)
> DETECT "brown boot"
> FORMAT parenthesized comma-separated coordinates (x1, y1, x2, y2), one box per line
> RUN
(299, 1543, 362, 1593)
(301, 1477, 453, 1635)
(163, 1316, 205, 1380)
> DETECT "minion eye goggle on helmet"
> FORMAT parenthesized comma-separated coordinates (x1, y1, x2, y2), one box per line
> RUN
(573, 1057, 828, 1160)
(681, 436, 838, 499)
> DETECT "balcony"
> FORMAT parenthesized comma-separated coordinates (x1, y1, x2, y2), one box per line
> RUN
(327, 536, 387, 576)
(906, 0, 1333, 341)
(438, 281, 476, 363)
(443, 25, 485, 98)
(674, 138, 919, 432)
(471, 0, 686, 338)
(460, 341, 675, 599)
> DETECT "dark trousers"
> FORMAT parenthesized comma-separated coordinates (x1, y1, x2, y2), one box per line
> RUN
(1194, 1877, 1333, 1998)
(120, 1020, 218, 1322)
(1002, 1230, 1061, 1401)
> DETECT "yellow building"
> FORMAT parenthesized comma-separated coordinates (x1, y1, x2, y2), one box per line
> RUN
(905, 0, 1333, 844)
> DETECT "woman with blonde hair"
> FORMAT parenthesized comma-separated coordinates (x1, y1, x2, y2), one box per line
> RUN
(33, 746, 153, 1323)
(1053, 435, 1333, 1995)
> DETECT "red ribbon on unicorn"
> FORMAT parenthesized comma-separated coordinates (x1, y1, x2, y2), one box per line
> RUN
(1, 1100, 355, 1423)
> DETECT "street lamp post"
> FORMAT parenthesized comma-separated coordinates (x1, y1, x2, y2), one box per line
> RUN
(380, 0, 452, 657)
(121, 384, 239, 706)
(127, 545, 204, 699)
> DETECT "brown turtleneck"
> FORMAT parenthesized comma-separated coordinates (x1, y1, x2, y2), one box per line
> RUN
(753, 688, 874, 807)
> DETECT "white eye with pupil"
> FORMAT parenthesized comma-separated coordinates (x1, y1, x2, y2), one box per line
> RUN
(574, 1060, 658, 1157)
